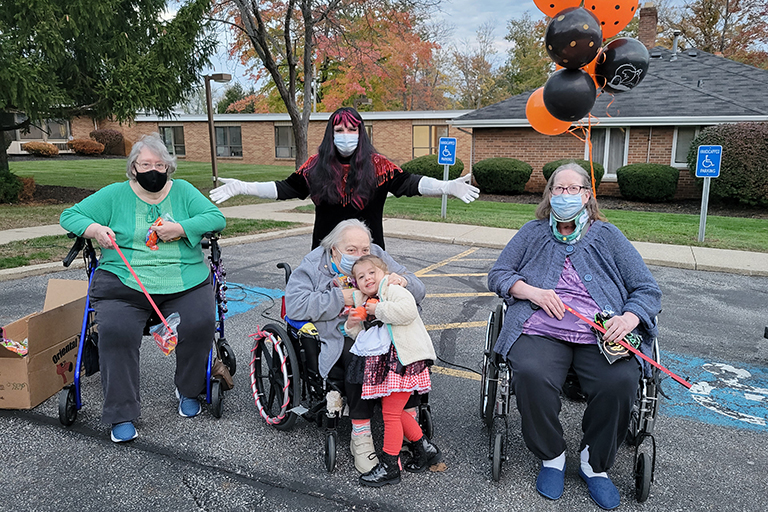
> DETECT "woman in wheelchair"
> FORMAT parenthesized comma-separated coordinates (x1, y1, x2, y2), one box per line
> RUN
(60, 134, 226, 443)
(284, 219, 425, 474)
(487, 163, 661, 510)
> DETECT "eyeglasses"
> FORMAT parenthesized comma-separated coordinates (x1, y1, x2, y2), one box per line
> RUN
(551, 185, 586, 195)
(135, 162, 167, 171)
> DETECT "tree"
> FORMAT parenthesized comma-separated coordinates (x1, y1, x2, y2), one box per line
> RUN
(660, 0, 768, 68)
(217, 82, 253, 113)
(219, 0, 440, 167)
(450, 23, 507, 109)
(0, 0, 217, 171)
(502, 13, 551, 97)
(179, 85, 209, 115)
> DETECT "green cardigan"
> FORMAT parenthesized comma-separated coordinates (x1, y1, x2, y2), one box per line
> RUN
(60, 179, 226, 294)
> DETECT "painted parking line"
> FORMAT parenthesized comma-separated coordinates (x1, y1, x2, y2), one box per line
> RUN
(432, 365, 481, 381)
(415, 248, 479, 276)
(224, 283, 284, 316)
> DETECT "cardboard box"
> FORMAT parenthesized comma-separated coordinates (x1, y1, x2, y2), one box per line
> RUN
(0, 279, 88, 409)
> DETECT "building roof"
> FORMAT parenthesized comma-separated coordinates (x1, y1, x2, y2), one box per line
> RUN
(136, 110, 473, 123)
(452, 47, 768, 128)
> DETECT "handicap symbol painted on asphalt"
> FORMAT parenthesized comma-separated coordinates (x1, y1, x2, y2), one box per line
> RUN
(224, 283, 284, 317)
(661, 352, 768, 431)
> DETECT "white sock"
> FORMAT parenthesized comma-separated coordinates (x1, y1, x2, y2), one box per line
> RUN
(580, 446, 608, 478)
(542, 451, 566, 471)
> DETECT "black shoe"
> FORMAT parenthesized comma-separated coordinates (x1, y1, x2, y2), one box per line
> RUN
(404, 436, 442, 473)
(359, 453, 401, 487)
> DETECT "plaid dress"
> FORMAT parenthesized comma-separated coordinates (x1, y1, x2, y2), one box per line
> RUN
(360, 344, 431, 400)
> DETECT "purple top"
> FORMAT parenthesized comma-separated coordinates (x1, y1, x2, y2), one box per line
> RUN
(522, 257, 600, 344)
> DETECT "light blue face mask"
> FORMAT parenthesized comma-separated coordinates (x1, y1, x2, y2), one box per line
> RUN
(550, 193, 587, 222)
(334, 133, 359, 157)
(338, 253, 359, 275)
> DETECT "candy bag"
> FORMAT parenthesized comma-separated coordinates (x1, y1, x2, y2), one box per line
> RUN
(145, 214, 180, 250)
(150, 312, 180, 355)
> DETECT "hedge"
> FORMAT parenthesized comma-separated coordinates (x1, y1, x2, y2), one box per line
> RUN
(401, 154, 464, 180)
(90, 129, 124, 155)
(67, 139, 105, 156)
(22, 141, 59, 157)
(542, 159, 604, 188)
(0, 169, 22, 203)
(616, 163, 679, 202)
(472, 158, 532, 195)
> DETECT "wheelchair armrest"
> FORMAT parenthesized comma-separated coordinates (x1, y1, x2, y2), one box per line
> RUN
(277, 262, 292, 284)
(63, 235, 85, 267)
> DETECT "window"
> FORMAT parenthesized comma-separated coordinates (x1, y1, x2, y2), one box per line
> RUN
(587, 127, 628, 177)
(274, 126, 295, 159)
(17, 117, 70, 141)
(365, 124, 373, 144)
(412, 125, 448, 158)
(215, 126, 242, 157)
(672, 127, 699, 166)
(159, 126, 185, 156)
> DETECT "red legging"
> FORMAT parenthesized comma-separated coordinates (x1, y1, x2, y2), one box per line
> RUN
(382, 391, 424, 456)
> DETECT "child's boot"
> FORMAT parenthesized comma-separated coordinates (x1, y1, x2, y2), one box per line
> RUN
(359, 453, 401, 487)
(404, 436, 442, 473)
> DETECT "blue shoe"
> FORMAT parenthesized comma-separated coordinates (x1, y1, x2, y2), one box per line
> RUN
(536, 464, 565, 500)
(175, 388, 201, 418)
(110, 421, 138, 443)
(579, 467, 620, 510)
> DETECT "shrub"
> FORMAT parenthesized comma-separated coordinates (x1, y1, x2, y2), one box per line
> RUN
(21, 141, 59, 157)
(89, 129, 124, 155)
(616, 163, 679, 202)
(67, 138, 105, 156)
(0, 169, 22, 203)
(686, 122, 768, 207)
(17, 176, 36, 202)
(542, 159, 604, 188)
(472, 158, 532, 195)
(401, 154, 464, 180)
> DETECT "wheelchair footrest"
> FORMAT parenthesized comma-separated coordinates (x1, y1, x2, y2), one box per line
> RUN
(289, 404, 309, 415)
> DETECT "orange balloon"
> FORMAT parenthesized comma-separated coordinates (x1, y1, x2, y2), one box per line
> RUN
(533, 0, 582, 18)
(526, 88, 572, 136)
(584, 0, 638, 39)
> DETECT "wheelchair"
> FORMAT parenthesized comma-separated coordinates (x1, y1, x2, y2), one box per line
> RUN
(248, 262, 434, 473)
(480, 302, 660, 502)
(57, 231, 236, 426)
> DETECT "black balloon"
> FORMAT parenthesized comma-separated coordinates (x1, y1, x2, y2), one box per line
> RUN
(543, 69, 597, 122)
(545, 7, 602, 69)
(595, 37, 650, 93)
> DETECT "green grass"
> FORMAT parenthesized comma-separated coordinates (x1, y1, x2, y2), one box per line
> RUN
(0, 218, 299, 269)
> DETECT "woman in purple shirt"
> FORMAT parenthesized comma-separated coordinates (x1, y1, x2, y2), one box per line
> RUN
(487, 163, 661, 511)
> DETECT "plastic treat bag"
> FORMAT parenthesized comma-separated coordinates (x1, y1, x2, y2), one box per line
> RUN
(150, 312, 180, 355)
(1, 328, 28, 356)
(591, 310, 642, 365)
(145, 213, 180, 250)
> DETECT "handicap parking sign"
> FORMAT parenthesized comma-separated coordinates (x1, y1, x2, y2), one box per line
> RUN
(696, 145, 722, 178)
(438, 137, 457, 166)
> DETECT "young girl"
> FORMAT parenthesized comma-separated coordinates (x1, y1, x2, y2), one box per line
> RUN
(345, 255, 441, 487)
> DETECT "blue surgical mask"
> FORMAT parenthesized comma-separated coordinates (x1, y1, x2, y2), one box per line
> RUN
(334, 134, 359, 157)
(339, 253, 359, 275)
(550, 193, 587, 222)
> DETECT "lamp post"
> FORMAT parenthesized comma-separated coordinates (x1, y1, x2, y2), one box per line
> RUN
(204, 73, 232, 187)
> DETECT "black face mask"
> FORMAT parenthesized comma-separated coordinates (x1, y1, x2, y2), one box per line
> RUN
(135, 169, 168, 193)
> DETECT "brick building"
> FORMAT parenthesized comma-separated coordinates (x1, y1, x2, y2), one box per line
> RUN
(451, 4, 768, 199)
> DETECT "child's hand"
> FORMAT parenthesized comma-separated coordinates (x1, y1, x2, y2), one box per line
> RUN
(364, 298, 379, 316)
(349, 306, 367, 323)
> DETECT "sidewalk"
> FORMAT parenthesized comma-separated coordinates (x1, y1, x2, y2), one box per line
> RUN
(2, 198, 767, 281)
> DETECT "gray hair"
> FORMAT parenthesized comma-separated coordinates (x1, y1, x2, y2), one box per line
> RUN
(320, 219, 372, 252)
(126, 133, 177, 180)
(535, 162, 605, 222)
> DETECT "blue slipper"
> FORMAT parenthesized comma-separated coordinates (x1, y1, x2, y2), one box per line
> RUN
(536, 465, 565, 500)
(579, 467, 620, 510)
(110, 421, 138, 443)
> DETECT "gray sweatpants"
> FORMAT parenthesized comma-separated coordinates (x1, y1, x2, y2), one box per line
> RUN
(507, 334, 640, 473)
(89, 270, 215, 425)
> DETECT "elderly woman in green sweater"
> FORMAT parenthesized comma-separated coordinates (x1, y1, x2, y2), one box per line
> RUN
(60, 133, 225, 443)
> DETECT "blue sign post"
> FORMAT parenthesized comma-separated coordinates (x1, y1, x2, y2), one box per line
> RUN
(695, 145, 723, 242)
(438, 137, 457, 218)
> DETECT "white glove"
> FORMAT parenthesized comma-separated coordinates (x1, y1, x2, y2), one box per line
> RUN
(209, 177, 278, 204)
(418, 175, 479, 203)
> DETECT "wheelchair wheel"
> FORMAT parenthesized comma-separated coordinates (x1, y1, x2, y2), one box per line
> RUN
(635, 451, 652, 502)
(210, 380, 224, 419)
(58, 386, 78, 426)
(218, 339, 236, 376)
(324, 430, 337, 473)
(481, 304, 503, 427)
(250, 323, 300, 431)
(419, 403, 434, 440)
(627, 371, 659, 446)
(491, 432, 503, 482)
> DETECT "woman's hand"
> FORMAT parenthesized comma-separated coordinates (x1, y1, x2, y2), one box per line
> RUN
(387, 272, 408, 287)
(341, 288, 356, 306)
(84, 223, 116, 249)
(602, 312, 640, 343)
(510, 281, 565, 320)
(150, 221, 185, 242)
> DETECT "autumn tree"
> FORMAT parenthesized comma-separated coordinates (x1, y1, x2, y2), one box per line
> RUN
(0, 0, 217, 171)
(450, 23, 507, 109)
(502, 13, 551, 97)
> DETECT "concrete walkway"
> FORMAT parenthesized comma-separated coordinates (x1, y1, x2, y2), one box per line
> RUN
(1, 198, 767, 281)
